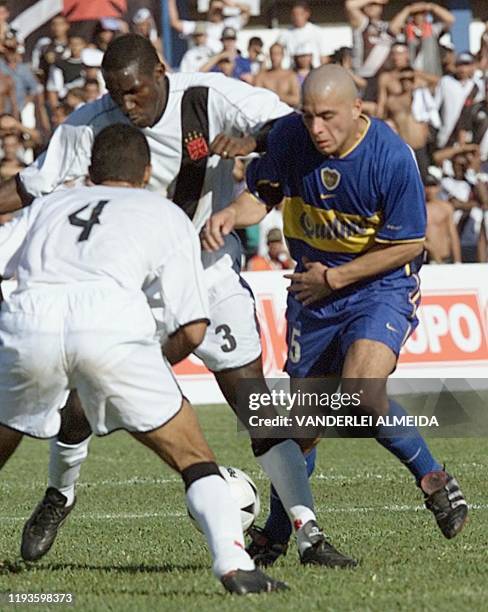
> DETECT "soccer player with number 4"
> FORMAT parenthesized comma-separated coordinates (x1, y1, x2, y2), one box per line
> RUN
(0, 35, 353, 572)
(202, 64, 468, 565)
(0, 124, 287, 595)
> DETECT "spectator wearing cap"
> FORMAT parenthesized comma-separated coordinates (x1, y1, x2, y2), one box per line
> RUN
(179, 22, 213, 73)
(279, 1, 330, 69)
(46, 35, 86, 110)
(132, 8, 163, 59)
(169, 0, 250, 55)
(255, 43, 300, 107)
(424, 173, 461, 263)
(247, 228, 294, 271)
(200, 27, 252, 83)
(293, 42, 314, 86)
(389, 2, 455, 76)
(435, 52, 485, 149)
(31, 15, 70, 86)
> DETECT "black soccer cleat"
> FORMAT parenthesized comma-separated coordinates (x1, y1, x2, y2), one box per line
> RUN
(298, 520, 358, 568)
(246, 526, 289, 567)
(422, 471, 468, 539)
(21, 488, 75, 561)
(221, 567, 288, 595)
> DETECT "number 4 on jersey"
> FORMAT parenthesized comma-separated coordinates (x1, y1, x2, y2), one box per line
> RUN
(68, 200, 109, 242)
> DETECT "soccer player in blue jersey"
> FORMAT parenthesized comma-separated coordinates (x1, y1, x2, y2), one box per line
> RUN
(202, 64, 468, 566)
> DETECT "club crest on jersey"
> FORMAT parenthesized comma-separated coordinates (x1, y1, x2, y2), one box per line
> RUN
(321, 167, 341, 191)
(185, 131, 209, 161)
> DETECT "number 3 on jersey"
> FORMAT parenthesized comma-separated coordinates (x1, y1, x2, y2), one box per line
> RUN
(68, 200, 109, 242)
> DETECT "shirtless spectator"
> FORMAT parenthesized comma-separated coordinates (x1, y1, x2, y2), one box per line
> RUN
(0, 132, 25, 181)
(389, 2, 455, 76)
(255, 43, 300, 107)
(169, 0, 250, 55)
(382, 68, 432, 178)
(424, 174, 461, 263)
(0, 70, 17, 117)
(377, 44, 439, 118)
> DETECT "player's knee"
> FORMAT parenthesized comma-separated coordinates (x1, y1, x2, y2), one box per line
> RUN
(180, 461, 222, 490)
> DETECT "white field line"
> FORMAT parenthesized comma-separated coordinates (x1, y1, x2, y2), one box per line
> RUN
(1, 464, 486, 490)
(0, 504, 486, 523)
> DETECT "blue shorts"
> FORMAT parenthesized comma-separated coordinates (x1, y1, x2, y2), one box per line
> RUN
(285, 280, 420, 378)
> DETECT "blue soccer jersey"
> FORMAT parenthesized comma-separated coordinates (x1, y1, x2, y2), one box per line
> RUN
(247, 113, 426, 279)
(246, 113, 426, 375)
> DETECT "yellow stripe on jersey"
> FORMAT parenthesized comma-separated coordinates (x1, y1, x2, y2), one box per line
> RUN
(375, 237, 426, 245)
(283, 197, 381, 254)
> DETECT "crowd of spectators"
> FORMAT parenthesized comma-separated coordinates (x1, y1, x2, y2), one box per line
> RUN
(1, 0, 488, 266)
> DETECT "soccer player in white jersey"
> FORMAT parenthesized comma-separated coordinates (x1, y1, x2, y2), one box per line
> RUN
(0, 35, 355, 569)
(0, 124, 287, 595)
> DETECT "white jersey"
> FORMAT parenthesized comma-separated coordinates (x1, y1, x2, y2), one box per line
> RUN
(19, 72, 291, 234)
(0, 185, 209, 335)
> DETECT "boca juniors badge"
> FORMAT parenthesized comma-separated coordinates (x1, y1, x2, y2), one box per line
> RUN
(185, 131, 209, 161)
(321, 167, 341, 190)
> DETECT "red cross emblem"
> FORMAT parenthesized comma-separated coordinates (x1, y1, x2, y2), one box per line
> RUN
(185, 131, 209, 161)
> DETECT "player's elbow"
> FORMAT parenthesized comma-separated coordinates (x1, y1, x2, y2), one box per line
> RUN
(410, 241, 425, 259)
(180, 320, 209, 351)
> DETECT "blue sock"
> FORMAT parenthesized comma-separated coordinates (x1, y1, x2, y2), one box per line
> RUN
(375, 400, 442, 483)
(263, 446, 317, 543)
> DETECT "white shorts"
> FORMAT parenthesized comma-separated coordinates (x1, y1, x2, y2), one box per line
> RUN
(0, 287, 182, 438)
(150, 255, 261, 372)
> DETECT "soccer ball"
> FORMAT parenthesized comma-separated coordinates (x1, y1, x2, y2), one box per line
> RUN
(189, 466, 260, 533)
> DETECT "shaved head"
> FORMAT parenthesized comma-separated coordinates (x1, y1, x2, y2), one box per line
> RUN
(301, 65, 364, 156)
(303, 65, 358, 105)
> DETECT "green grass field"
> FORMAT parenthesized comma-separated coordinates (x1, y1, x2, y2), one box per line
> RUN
(0, 404, 486, 612)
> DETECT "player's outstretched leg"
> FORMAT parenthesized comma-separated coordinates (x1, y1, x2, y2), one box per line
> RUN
(252, 438, 357, 569)
(215, 358, 357, 569)
(132, 398, 288, 595)
(247, 447, 317, 566)
(342, 339, 468, 539)
(21, 391, 92, 562)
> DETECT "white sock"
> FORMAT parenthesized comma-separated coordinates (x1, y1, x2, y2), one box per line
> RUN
(186, 475, 255, 577)
(48, 437, 91, 507)
(257, 439, 316, 530)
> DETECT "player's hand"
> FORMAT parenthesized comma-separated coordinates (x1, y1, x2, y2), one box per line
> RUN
(210, 133, 257, 159)
(201, 208, 237, 251)
(285, 259, 334, 306)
